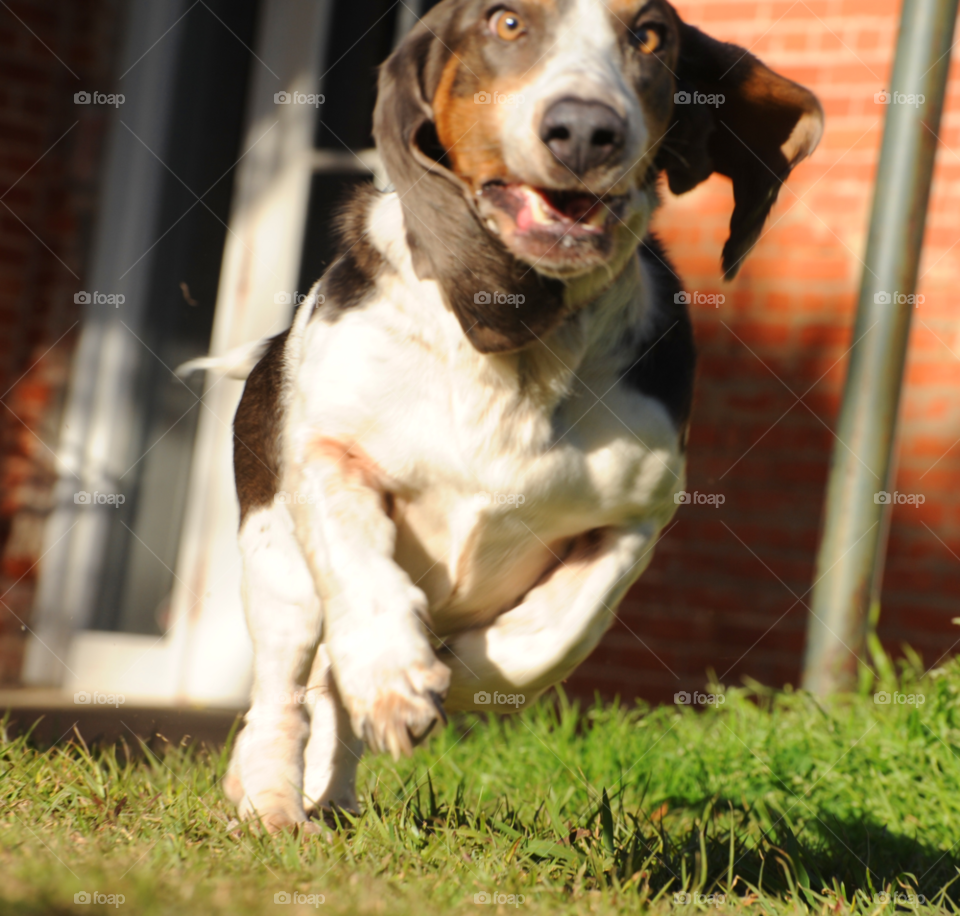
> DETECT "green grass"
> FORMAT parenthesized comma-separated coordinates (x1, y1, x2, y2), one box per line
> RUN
(3, 654, 960, 915)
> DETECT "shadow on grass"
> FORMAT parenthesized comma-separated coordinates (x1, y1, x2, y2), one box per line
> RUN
(620, 797, 959, 903)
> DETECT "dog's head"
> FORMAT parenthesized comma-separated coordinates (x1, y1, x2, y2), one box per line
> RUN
(374, 0, 822, 353)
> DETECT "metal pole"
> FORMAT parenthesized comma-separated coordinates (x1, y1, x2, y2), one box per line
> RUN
(801, 0, 959, 695)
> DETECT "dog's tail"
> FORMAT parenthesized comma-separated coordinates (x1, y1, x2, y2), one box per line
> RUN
(175, 338, 269, 381)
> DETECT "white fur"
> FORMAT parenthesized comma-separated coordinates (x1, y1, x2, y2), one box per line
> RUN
(175, 338, 269, 380)
(500, 0, 651, 194)
(225, 189, 684, 827)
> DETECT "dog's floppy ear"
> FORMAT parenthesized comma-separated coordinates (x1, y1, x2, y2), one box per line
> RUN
(373, 12, 566, 354)
(657, 22, 823, 279)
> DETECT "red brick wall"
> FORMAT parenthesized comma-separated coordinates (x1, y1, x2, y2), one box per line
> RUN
(0, 0, 123, 682)
(2, 0, 958, 700)
(569, 0, 960, 704)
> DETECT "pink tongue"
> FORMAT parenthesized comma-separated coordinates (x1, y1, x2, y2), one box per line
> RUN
(515, 188, 560, 231)
(516, 198, 536, 231)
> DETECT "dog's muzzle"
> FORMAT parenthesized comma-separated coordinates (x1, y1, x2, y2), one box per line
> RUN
(539, 97, 627, 177)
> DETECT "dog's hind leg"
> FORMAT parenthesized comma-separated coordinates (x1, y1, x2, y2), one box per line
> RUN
(228, 502, 323, 832)
(440, 523, 660, 711)
(301, 643, 364, 816)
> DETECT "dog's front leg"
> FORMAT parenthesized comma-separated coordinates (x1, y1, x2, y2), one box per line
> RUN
(440, 523, 660, 710)
(289, 439, 450, 759)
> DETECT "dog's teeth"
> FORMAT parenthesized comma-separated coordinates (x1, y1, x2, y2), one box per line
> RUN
(587, 204, 608, 226)
(562, 235, 574, 248)
(531, 193, 553, 225)
(485, 218, 500, 234)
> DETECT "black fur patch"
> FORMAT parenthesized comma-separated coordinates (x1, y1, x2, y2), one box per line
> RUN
(233, 330, 289, 524)
(653, 21, 822, 278)
(322, 183, 385, 312)
(623, 235, 696, 430)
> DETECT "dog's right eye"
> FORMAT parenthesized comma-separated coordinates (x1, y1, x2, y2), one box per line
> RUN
(631, 22, 665, 54)
(489, 9, 526, 41)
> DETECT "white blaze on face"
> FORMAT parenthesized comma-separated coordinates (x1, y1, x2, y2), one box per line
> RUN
(498, 0, 648, 190)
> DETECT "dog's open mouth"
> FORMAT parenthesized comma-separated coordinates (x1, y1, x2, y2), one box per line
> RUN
(480, 182, 626, 238)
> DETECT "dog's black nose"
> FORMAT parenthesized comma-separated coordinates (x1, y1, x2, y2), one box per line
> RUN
(539, 98, 626, 175)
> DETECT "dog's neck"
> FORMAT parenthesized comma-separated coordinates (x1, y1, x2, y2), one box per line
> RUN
(516, 249, 649, 403)
(366, 190, 651, 419)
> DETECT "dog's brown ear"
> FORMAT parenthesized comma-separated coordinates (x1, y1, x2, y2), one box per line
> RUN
(656, 22, 823, 279)
(373, 12, 566, 354)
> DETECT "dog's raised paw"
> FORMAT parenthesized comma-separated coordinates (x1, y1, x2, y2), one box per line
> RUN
(246, 810, 321, 836)
(345, 657, 451, 759)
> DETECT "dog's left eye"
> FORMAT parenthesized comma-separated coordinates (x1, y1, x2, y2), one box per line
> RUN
(490, 9, 526, 41)
(632, 24, 663, 54)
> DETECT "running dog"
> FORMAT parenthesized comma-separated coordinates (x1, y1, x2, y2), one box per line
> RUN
(203, 0, 821, 830)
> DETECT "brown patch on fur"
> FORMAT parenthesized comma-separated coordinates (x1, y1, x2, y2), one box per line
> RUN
(310, 437, 386, 492)
(433, 57, 512, 189)
(234, 331, 288, 525)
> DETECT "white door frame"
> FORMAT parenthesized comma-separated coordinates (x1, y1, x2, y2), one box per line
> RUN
(26, 0, 336, 704)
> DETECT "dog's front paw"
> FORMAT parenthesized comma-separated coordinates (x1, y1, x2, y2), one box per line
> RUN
(236, 791, 315, 834)
(340, 654, 450, 759)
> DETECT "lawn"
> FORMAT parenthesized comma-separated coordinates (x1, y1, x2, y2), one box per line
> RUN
(2, 653, 959, 915)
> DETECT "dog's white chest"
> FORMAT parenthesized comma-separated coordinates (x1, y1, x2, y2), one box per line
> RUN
(394, 390, 682, 632)
(338, 339, 685, 632)
(288, 267, 684, 637)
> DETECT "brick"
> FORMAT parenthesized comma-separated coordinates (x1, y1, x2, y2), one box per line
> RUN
(3, 0, 960, 704)
(0, 0, 122, 669)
